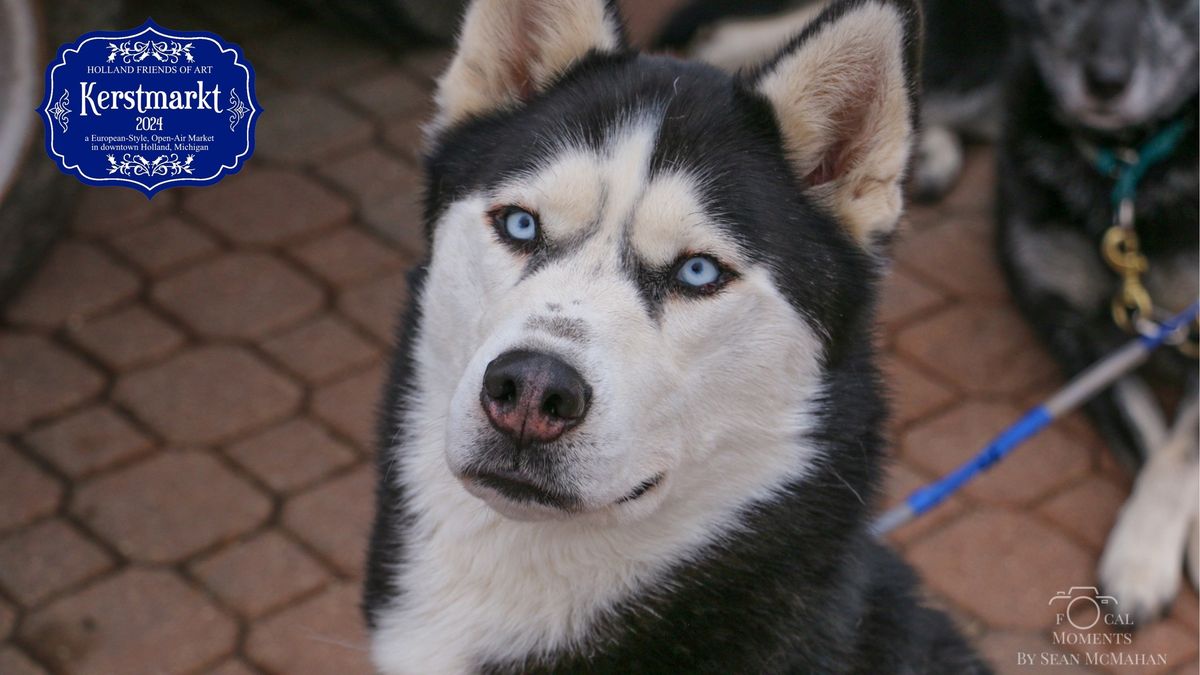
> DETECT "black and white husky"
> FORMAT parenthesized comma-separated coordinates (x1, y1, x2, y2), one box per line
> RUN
(995, 0, 1199, 625)
(363, 0, 989, 671)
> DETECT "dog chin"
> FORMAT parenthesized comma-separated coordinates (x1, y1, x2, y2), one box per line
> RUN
(456, 471, 670, 524)
(460, 478, 577, 521)
(1061, 96, 1163, 134)
(1071, 107, 1141, 133)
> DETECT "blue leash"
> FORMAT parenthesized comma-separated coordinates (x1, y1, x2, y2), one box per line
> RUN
(872, 301, 1200, 537)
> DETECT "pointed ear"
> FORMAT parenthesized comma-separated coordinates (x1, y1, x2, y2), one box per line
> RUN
(430, 0, 625, 135)
(751, 0, 922, 252)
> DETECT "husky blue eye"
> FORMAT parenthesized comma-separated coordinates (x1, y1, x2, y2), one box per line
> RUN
(677, 256, 721, 288)
(503, 209, 538, 241)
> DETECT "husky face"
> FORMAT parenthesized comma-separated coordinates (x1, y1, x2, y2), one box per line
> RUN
(1008, 0, 1199, 131)
(433, 116, 827, 522)
(408, 0, 919, 525)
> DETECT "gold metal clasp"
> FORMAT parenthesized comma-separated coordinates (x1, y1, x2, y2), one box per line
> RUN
(1110, 280, 1152, 332)
(1101, 225, 1147, 275)
(1102, 217, 1153, 333)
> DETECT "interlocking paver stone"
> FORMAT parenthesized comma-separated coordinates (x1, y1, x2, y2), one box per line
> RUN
(205, 658, 260, 675)
(400, 49, 451, 85)
(114, 346, 301, 444)
(225, 418, 357, 493)
(73, 451, 270, 562)
(312, 365, 386, 449)
(153, 252, 322, 340)
(0, 596, 14, 639)
(21, 568, 236, 675)
(903, 401, 1091, 505)
(190, 530, 329, 618)
(261, 314, 380, 385)
(1038, 475, 1127, 551)
(882, 355, 957, 431)
(896, 304, 1057, 395)
(254, 23, 386, 86)
(1170, 588, 1198, 632)
(184, 168, 351, 245)
(25, 406, 153, 478)
(0, 520, 111, 606)
(878, 266, 946, 333)
(197, 0, 293, 37)
(0, 442, 61, 533)
(254, 90, 374, 164)
(907, 509, 1094, 629)
(360, 172, 426, 253)
(289, 227, 403, 287)
(1174, 661, 1200, 675)
(5, 242, 139, 329)
(383, 115, 427, 165)
(0, 335, 104, 433)
(68, 305, 185, 370)
(941, 146, 997, 215)
(70, 188, 170, 236)
(110, 216, 220, 275)
(318, 146, 419, 205)
(338, 271, 408, 344)
(896, 215, 1009, 300)
(341, 67, 428, 121)
(978, 631, 1100, 674)
(0, 647, 47, 675)
(1063, 619, 1198, 675)
(283, 465, 374, 576)
(246, 583, 373, 675)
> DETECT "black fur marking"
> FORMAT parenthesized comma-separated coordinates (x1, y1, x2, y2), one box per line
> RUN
(525, 315, 591, 343)
(363, 264, 426, 626)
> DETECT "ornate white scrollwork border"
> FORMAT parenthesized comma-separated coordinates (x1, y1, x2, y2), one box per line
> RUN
(46, 90, 70, 133)
(106, 152, 196, 176)
(106, 39, 195, 64)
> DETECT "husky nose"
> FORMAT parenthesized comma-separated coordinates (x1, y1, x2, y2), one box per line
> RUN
(481, 350, 591, 445)
(1084, 56, 1130, 102)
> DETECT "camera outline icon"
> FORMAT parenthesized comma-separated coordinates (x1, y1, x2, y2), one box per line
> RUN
(1049, 586, 1118, 630)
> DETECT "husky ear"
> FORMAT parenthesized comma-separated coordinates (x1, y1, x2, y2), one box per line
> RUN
(430, 0, 624, 135)
(751, 0, 921, 252)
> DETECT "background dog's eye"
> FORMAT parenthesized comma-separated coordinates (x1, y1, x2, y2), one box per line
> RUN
(503, 209, 538, 241)
(675, 256, 722, 291)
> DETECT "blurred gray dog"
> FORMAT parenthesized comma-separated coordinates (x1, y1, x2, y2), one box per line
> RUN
(996, 0, 1199, 625)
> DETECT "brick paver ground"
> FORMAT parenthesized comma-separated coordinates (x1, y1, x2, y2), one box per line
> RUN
(1, 1, 1196, 673)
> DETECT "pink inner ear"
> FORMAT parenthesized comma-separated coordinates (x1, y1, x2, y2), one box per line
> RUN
(505, 3, 541, 102)
(804, 140, 847, 186)
(801, 67, 882, 188)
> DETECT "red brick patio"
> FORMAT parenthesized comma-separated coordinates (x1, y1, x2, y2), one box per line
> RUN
(0, 2, 1196, 673)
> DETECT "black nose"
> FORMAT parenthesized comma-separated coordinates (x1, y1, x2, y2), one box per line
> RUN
(1084, 56, 1131, 102)
(480, 350, 591, 446)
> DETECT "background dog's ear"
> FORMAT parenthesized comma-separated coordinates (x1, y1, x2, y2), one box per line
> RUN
(750, 0, 922, 252)
(430, 0, 625, 136)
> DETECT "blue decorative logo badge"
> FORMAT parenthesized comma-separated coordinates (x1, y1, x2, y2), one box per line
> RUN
(41, 19, 258, 197)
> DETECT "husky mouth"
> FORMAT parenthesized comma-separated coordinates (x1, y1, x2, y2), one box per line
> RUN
(466, 469, 577, 510)
(617, 473, 664, 504)
(460, 467, 666, 516)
